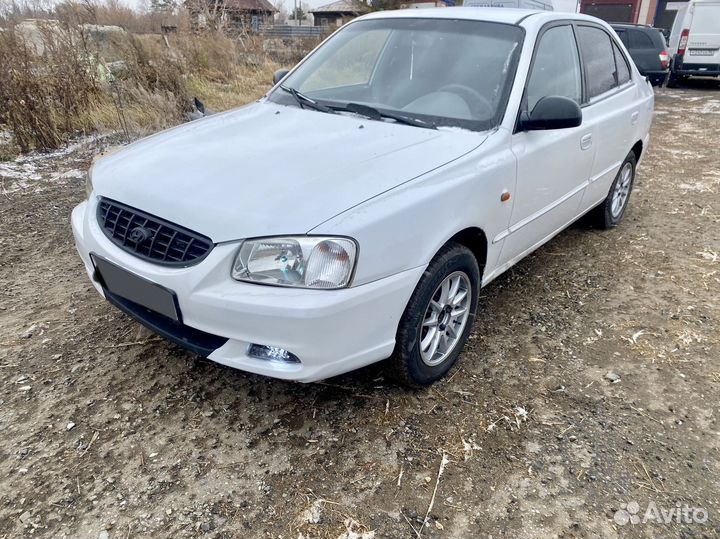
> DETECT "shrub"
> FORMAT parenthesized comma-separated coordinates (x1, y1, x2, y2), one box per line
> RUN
(0, 20, 100, 151)
(0, 4, 315, 152)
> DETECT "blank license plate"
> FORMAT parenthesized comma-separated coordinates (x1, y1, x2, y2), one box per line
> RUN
(92, 254, 180, 321)
(689, 49, 716, 56)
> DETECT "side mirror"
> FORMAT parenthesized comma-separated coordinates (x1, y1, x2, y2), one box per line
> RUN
(273, 69, 290, 86)
(519, 96, 582, 131)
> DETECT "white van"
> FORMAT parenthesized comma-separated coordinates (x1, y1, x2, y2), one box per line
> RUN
(667, 0, 720, 86)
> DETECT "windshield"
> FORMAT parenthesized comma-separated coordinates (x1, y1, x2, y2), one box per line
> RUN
(267, 18, 524, 131)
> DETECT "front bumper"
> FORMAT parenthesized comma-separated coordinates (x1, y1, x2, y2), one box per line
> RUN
(71, 198, 424, 382)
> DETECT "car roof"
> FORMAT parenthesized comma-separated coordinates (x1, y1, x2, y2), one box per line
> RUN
(611, 23, 657, 31)
(359, 7, 605, 26)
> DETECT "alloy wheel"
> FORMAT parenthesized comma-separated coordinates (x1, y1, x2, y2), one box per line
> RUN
(419, 271, 472, 366)
(611, 162, 633, 218)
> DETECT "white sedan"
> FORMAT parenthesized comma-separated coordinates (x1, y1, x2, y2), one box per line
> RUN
(72, 8, 654, 386)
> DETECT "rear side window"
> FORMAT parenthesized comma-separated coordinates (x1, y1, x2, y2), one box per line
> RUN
(526, 25, 582, 112)
(629, 29, 655, 49)
(577, 26, 618, 99)
(613, 41, 631, 84)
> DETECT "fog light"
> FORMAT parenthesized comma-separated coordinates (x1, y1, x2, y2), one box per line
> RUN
(247, 344, 300, 364)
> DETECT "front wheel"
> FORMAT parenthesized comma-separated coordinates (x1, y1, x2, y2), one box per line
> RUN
(389, 242, 479, 387)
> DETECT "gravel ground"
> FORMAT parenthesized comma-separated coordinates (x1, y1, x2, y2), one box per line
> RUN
(1, 85, 719, 539)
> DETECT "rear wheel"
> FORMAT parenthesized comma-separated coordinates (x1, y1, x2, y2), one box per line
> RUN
(590, 151, 636, 229)
(389, 243, 479, 387)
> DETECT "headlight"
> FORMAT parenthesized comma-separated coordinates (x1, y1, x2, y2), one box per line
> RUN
(232, 236, 357, 289)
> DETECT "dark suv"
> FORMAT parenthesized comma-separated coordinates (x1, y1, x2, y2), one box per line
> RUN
(612, 24, 669, 86)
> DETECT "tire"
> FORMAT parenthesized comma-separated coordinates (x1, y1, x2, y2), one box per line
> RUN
(389, 242, 479, 387)
(666, 72, 687, 88)
(590, 151, 636, 230)
(653, 73, 669, 87)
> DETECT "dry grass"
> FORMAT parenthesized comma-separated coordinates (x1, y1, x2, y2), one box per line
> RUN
(177, 33, 281, 111)
(0, 5, 309, 153)
(0, 20, 101, 151)
(185, 76, 270, 112)
(86, 87, 183, 136)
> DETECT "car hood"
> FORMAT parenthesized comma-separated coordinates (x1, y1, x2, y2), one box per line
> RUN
(92, 101, 487, 242)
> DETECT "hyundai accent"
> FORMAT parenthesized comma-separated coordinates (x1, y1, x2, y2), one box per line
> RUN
(72, 8, 654, 385)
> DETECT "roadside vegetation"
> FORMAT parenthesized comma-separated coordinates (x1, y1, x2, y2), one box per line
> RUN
(0, 0, 317, 154)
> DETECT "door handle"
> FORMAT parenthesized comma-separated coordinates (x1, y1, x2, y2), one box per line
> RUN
(581, 134, 592, 151)
(631, 111, 639, 125)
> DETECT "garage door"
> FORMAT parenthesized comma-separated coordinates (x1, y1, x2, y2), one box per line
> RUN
(583, 3, 634, 22)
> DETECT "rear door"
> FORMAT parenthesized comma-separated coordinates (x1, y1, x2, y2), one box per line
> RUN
(668, 5, 689, 55)
(575, 24, 640, 211)
(685, 2, 720, 66)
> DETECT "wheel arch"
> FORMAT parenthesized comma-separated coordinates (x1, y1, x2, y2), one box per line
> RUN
(444, 227, 488, 282)
(631, 140, 643, 161)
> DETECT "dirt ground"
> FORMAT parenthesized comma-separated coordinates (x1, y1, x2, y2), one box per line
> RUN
(1, 85, 719, 539)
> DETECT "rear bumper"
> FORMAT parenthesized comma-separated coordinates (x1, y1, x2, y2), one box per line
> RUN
(675, 68, 720, 76)
(642, 70, 668, 85)
(672, 56, 720, 76)
(72, 198, 424, 382)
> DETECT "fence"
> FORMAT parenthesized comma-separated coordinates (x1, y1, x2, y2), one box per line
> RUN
(259, 25, 326, 39)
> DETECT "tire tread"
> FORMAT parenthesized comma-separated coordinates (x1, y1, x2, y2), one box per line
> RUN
(389, 242, 479, 387)
(589, 151, 636, 230)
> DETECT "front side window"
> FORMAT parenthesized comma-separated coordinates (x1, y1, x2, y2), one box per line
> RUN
(525, 25, 582, 112)
(267, 18, 524, 131)
(577, 25, 618, 99)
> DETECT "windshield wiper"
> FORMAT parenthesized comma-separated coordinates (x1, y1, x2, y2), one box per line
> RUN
(279, 85, 336, 114)
(336, 102, 436, 130)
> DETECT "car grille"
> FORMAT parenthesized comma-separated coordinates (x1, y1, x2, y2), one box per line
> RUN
(96, 198, 213, 266)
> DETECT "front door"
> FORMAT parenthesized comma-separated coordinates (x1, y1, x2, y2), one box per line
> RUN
(498, 23, 595, 267)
